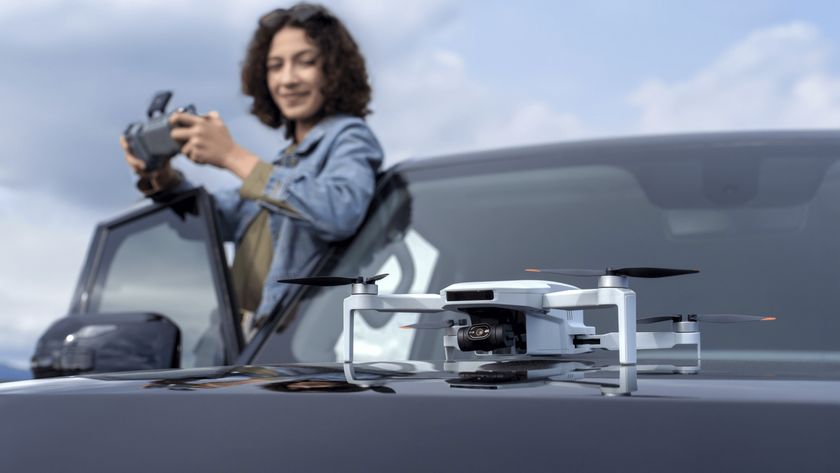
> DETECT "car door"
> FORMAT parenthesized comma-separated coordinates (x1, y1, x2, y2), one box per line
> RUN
(67, 187, 242, 368)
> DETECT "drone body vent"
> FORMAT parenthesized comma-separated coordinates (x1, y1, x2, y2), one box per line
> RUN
(446, 290, 494, 302)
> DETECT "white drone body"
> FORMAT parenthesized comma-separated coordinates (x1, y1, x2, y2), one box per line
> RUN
(341, 275, 701, 366)
(439, 280, 595, 357)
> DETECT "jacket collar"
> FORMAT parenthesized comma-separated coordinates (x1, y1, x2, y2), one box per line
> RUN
(290, 114, 346, 155)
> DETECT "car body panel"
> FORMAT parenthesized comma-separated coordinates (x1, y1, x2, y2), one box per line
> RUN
(11, 130, 840, 471)
(1, 361, 839, 472)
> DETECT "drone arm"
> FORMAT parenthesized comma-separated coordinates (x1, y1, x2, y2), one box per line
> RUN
(342, 294, 444, 363)
(355, 294, 445, 312)
(543, 288, 637, 365)
(586, 331, 700, 351)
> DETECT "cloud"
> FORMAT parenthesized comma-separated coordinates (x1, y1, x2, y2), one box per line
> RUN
(371, 49, 587, 163)
(333, 0, 458, 56)
(0, 2, 248, 212)
(0, 187, 100, 369)
(629, 22, 840, 133)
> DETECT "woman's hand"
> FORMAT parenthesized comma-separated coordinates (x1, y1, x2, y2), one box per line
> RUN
(170, 111, 234, 168)
(119, 134, 147, 173)
(119, 134, 180, 193)
(169, 111, 260, 179)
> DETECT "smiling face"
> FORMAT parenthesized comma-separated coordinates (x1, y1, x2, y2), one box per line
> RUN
(266, 27, 325, 133)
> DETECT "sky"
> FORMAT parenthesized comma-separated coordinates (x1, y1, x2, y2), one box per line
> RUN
(2, 0, 840, 371)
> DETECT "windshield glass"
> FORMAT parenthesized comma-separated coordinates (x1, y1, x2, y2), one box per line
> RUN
(255, 134, 840, 368)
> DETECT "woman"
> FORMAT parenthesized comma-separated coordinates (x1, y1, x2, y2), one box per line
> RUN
(121, 3, 383, 330)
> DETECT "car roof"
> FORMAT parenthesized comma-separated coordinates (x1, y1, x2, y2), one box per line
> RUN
(388, 129, 840, 174)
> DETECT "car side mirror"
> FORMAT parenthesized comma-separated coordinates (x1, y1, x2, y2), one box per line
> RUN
(30, 312, 180, 378)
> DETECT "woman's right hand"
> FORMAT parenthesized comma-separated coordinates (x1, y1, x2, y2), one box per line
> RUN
(120, 135, 148, 174)
(119, 135, 179, 193)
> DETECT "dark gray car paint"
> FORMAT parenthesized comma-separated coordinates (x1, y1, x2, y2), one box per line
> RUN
(1, 362, 838, 472)
(9, 131, 840, 472)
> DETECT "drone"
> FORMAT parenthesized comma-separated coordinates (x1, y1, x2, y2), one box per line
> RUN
(280, 267, 774, 368)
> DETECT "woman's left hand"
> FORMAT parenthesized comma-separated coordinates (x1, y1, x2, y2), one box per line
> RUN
(170, 110, 237, 169)
(169, 110, 261, 179)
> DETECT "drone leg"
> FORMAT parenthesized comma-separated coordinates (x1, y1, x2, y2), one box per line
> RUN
(342, 293, 445, 363)
(443, 325, 458, 361)
(342, 303, 355, 364)
(615, 290, 637, 365)
(696, 337, 702, 361)
(600, 365, 638, 396)
(544, 288, 637, 365)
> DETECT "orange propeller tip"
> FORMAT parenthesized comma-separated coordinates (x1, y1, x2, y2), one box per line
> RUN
(761, 316, 777, 321)
(525, 268, 541, 272)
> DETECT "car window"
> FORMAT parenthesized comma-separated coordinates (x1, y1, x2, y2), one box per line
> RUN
(82, 191, 238, 368)
(254, 140, 840, 367)
(289, 226, 442, 362)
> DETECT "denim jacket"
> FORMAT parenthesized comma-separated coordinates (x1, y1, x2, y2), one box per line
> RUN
(198, 115, 383, 320)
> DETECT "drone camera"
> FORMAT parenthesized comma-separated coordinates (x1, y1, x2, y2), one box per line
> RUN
(456, 323, 515, 352)
(454, 307, 527, 354)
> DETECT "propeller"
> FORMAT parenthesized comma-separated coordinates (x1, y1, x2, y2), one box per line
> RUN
(526, 267, 699, 278)
(401, 320, 456, 330)
(402, 318, 468, 330)
(278, 273, 389, 287)
(637, 314, 776, 324)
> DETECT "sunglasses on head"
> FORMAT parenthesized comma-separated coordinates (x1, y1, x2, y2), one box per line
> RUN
(259, 5, 330, 28)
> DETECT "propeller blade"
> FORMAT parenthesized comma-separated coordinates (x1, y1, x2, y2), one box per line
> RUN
(525, 268, 604, 277)
(637, 313, 777, 324)
(401, 320, 456, 330)
(610, 267, 699, 278)
(526, 267, 698, 278)
(691, 314, 776, 324)
(278, 273, 389, 287)
(278, 276, 357, 286)
(364, 273, 389, 284)
(637, 315, 682, 325)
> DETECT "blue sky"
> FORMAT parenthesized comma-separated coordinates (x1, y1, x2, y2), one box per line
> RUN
(1, 0, 839, 371)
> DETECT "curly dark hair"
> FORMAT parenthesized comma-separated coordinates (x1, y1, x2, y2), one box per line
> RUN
(241, 3, 372, 139)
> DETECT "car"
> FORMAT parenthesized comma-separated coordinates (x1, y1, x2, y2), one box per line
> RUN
(3, 130, 840, 472)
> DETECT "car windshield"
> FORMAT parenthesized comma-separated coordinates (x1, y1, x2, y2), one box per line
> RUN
(255, 133, 840, 370)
